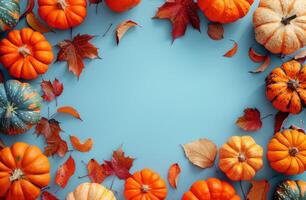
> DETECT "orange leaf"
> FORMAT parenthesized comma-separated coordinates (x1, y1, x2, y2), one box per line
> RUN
(26, 12, 53, 33)
(249, 56, 271, 73)
(207, 23, 224, 40)
(87, 159, 109, 183)
(236, 108, 262, 132)
(57, 106, 82, 120)
(247, 180, 270, 200)
(116, 20, 139, 45)
(223, 40, 238, 57)
(21, 0, 35, 19)
(248, 48, 266, 62)
(70, 135, 93, 152)
(55, 156, 76, 188)
(168, 163, 181, 189)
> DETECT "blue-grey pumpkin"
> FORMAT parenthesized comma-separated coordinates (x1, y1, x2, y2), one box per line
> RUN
(274, 180, 306, 200)
(0, 80, 42, 135)
(0, 0, 20, 32)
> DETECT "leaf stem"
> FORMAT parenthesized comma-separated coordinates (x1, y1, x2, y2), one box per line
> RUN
(110, 176, 116, 190)
(103, 23, 113, 37)
(261, 114, 272, 120)
(239, 181, 246, 200)
(78, 174, 88, 179)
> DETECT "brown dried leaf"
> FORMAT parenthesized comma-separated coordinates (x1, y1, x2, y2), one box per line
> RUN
(26, 12, 53, 33)
(249, 56, 271, 73)
(223, 40, 238, 57)
(168, 163, 181, 189)
(116, 20, 139, 45)
(207, 23, 224, 40)
(294, 49, 306, 63)
(247, 180, 270, 200)
(274, 111, 289, 133)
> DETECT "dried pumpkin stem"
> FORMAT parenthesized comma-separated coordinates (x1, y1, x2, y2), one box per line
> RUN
(5, 103, 15, 118)
(18, 46, 31, 57)
(281, 14, 297, 25)
(10, 168, 24, 182)
(288, 79, 300, 90)
(238, 153, 246, 162)
(141, 184, 150, 193)
(289, 147, 299, 156)
(57, 0, 68, 10)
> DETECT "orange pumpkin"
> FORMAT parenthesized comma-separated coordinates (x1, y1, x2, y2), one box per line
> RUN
(266, 60, 306, 114)
(219, 136, 264, 181)
(182, 178, 240, 200)
(124, 168, 167, 200)
(267, 129, 306, 175)
(105, 0, 141, 13)
(0, 142, 51, 200)
(38, 0, 87, 30)
(0, 28, 54, 80)
(198, 0, 254, 23)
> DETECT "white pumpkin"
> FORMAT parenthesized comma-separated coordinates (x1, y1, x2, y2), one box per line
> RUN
(253, 0, 306, 55)
(66, 183, 116, 200)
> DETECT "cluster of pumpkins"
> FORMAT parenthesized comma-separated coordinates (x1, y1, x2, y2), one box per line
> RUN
(0, 0, 305, 199)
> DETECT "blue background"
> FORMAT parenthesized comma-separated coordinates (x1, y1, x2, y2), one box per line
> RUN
(2, 0, 306, 199)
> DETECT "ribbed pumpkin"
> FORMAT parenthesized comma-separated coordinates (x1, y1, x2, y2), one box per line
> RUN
(0, 0, 20, 32)
(274, 180, 306, 200)
(198, 0, 254, 23)
(0, 28, 54, 80)
(219, 136, 264, 181)
(66, 183, 116, 200)
(266, 60, 306, 114)
(0, 80, 42, 135)
(124, 168, 167, 200)
(182, 178, 240, 200)
(267, 129, 306, 175)
(38, 0, 87, 30)
(253, 0, 306, 55)
(0, 142, 51, 200)
(105, 0, 141, 13)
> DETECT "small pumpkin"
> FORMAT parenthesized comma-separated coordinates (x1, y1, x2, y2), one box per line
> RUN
(124, 168, 167, 200)
(266, 60, 306, 114)
(267, 129, 306, 175)
(198, 0, 254, 23)
(66, 182, 116, 200)
(253, 0, 306, 55)
(182, 178, 240, 200)
(219, 136, 264, 181)
(0, 28, 54, 80)
(0, 142, 51, 200)
(0, 0, 20, 32)
(38, 0, 87, 30)
(274, 180, 306, 200)
(0, 80, 42, 135)
(105, 0, 141, 13)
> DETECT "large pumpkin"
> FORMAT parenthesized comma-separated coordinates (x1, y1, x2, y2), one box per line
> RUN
(105, 0, 141, 13)
(182, 178, 240, 200)
(38, 0, 87, 30)
(66, 182, 116, 200)
(267, 129, 306, 175)
(0, 28, 54, 80)
(219, 136, 264, 181)
(198, 0, 254, 23)
(253, 0, 306, 55)
(0, 80, 42, 135)
(0, 0, 20, 32)
(0, 142, 51, 200)
(274, 180, 306, 200)
(266, 60, 306, 114)
(124, 168, 167, 200)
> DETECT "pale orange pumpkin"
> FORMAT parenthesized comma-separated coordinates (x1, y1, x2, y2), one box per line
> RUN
(66, 183, 116, 200)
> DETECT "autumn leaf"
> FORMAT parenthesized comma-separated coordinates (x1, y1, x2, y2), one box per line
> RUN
(87, 159, 109, 183)
(236, 108, 262, 132)
(249, 48, 266, 62)
(182, 138, 217, 169)
(41, 79, 64, 104)
(26, 12, 53, 33)
(45, 134, 68, 157)
(57, 106, 82, 120)
(168, 163, 181, 189)
(223, 40, 238, 57)
(0, 138, 6, 150)
(57, 34, 100, 78)
(41, 191, 59, 200)
(116, 20, 140, 45)
(70, 135, 93, 152)
(20, 0, 35, 19)
(249, 56, 271, 73)
(89, 0, 102, 4)
(36, 117, 62, 139)
(154, 0, 200, 41)
(247, 180, 270, 200)
(55, 156, 76, 188)
(294, 49, 306, 63)
(207, 23, 224, 40)
(0, 69, 4, 83)
(274, 111, 289, 133)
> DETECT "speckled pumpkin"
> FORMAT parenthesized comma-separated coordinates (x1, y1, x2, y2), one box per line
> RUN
(0, 0, 20, 32)
(0, 80, 42, 135)
(66, 183, 116, 200)
(274, 180, 306, 200)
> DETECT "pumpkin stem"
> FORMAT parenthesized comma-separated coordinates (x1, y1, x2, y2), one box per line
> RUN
(57, 0, 68, 10)
(288, 79, 300, 90)
(289, 147, 299, 157)
(281, 14, 297, 25)
(10, 168, 24, 182)
(18, 46, 31, 57)
(141, 184, 150, 193)
(238, 153, 246, 162)
(5, 103, 15, 118)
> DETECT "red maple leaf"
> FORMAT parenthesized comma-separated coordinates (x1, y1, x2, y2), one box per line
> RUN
(236, 108, 262, 132)
(44, 134, 68, 157)
(274, 111, 289, 133)
(41, 79, 63, 104)
(41, 191, 59, 200)
(154, 0, 200, 41)
(57, 34, 99, 78)
(55, 156, 76, 188)
(87, 159, 110, 183)
(35, 117, 62, 138)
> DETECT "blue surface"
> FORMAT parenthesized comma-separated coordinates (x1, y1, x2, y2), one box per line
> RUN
(2, 0, 306, 199)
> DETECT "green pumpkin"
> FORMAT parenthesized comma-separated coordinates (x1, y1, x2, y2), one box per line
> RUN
(0, 0, 20, 32)
(274, 180, 306, 200)
(0, 80, 42, 135)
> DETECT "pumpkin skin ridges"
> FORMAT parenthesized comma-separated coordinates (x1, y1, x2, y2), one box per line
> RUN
(0, 0, 20, 32)
(274, 180, 306, 200)
(105, 0, 141, 13)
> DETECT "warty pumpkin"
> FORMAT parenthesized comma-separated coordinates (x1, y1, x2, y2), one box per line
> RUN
(266, 60, 306, 114)
(124, 168, 167, 200)
(38, 0, 87, 30)
(0, 0, 20, 32)
(0, 142, 51, 200)
(66, 182, 116, 200)
(219, 136, 263, 181)
(0, 28, 54, 80)
(267, 129, 306, 175)
(0, 80, 42, 135)
(253, 0, 306, 55)
(274, 180, 306, 200)
(182, 178, 240, 200)
(198, 0, 254, 23)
